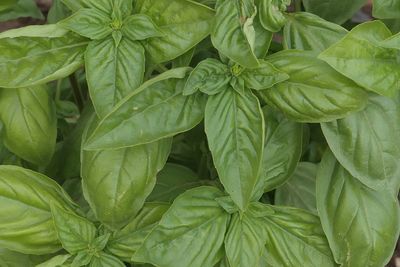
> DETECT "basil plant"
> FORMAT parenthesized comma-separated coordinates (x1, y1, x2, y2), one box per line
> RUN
(0, 0, 399, 266)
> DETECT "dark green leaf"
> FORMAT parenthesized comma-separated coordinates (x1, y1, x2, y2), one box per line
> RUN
(0, 0, 44, 21)
(260, 50, 368, 122)
(373, 0, 400, 19)
(133, 187, 229, 267)
(205, 89, 264, 210)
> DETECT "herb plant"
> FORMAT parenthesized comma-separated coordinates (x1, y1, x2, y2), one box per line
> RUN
(0, 0, 399, 266)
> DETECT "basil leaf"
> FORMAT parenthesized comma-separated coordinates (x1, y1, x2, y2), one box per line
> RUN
(205, 89, 264, 210)
(260, 50, 368, 122)
(0, 0, 44, 21)
(106, 203, 169, 262)
(183, 58, 230, 96)
(317, 151, 400, 267)
(321, 94, 400, 193)
(258, 107, 303, 192)
(133, 187, 229, 267)
(82, 116, 172, 230)
(303, 0, 366, 24)
(258, 0, 290, 32)
(135, 0, 214, 64)
(0, 86, 57, 166)
(36, 254, 72, 267)
(225, 211, 267, 267)
(89, 252, 125, 267)
(0, 24, 68, 39)
(0, 32, 88, 88)
(0, 166, 77, 254)
(212, 0, 259, 68)
(283, 12, 347, 52)
(59, 8, 112, 40)
(50, 203, 96, 254)
(240, 60, 289, 90)
(275, 162, 317, 214)
(85, 69, 206, 150)
(373, 0, 400, 19)
(85, 38, 145, 117)
(0, 0, 16, 12)
(256, 204, 336, 266)
(319, 21, 400, 97)
(122, 14, 163, 41)
(147, 163, 202, 202)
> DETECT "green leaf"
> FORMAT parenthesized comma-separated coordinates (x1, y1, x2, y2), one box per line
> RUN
(135, 0, 214, 64)
(205, 89, 264, 210)
(85, 69, 206, 150)
(225, 210, 268, 267)
(0, 0, 16, 12)
(283, 12, 348, 52)
(122, 14, 164, 41)
(0, 166, 77, 254)
(71, 251, 92, 267)
(50, 203, 97, 254)
(106, 203, 169, 262)
(373, 0, 400, 19)
(321, 94, 400, 193)
(316, 151, 400, 267)
(0, 32, 88, 88)
(36, 254, 72, 267)
(303, 0, 366, 24)
(47, 0, 70, 24)
(133, 187, 229, 267)
(319, 21, 400, 97)
(240, 60, 289, 90)
(259, 50, 369, 122)
(275, 162, 318, 214)
(258, 0, 290, 32)
(183, 58, 230, 96)
(258, 107, 303, 192)
(211, 0, 259, 68)
(0, 86, 57, 166)
(89, 252, 125, 267)
(59, 8, 112, 40)
(0, 0, 44, 21)
(0, 24, 69, 39)
(147, 163, 202, 202)
(0, 248, 52, 267)
(85, 37, 145, 117)
(258, 204, 336, 266)
(82, 116, 172, 230)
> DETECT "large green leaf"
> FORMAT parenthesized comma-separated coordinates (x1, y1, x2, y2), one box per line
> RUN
(373, 0, 400, 19)
(59, 8, 112, 40)
(0, 86, 57, 166)
(303, 0, 366, 24)
(321, 94, 400, 193)
(205, 89, 264, 210)
(256, 204, 336, 266)
(85, 69, 206, 150)
(122, 14, 164, 41)
(319, 21, 400, 97)
(0, 32, 88, 88)
(211, 0, 259, 69)
(0, 248, 52, 267)
(106, 203, 169, 262)
(147, 163, 202, 202)
(0, 166, 77, 254)
(134, 0, 214, 64)
(82, 117, 172, 230)
(0, 24, 68, 39)
(316, 151, 400, 267)
(50, 203, 97, 254)
(225, 209, 268, 267)
(258, 107, 303, 192)
(85, 37, 145, 117)
(133, 187, 229, 267)
(275, 162, 317, 214)
(259, 50, 368, 122)
(283, 12, 347, 52)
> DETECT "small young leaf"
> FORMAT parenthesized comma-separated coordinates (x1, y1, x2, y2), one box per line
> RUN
(89, 252, 125, 267)
(240, 60, 289, 90)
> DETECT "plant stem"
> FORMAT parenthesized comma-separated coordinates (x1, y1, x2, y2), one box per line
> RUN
(68, 74, 84, 112)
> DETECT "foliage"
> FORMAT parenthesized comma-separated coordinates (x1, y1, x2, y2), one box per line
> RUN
(0, 0, 399, 266)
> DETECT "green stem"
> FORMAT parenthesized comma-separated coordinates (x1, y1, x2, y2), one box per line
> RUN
(68, 74, 84, 112)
